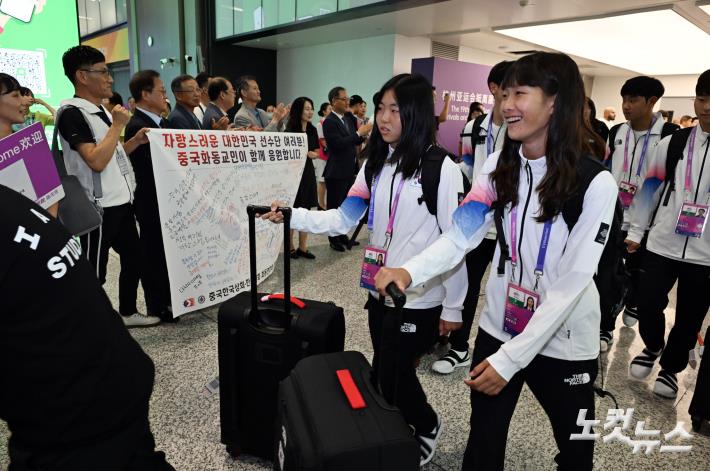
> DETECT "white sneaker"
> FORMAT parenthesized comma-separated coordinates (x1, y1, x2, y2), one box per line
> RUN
(630, 347, 661, 379)
(122, 312, 161, 328)
(600, 330, 614, 353)
(432, 349, 471, 374)
(417, 415, 443, 467)
(622, 306, 638, 327)
(653, 370, 678, 399)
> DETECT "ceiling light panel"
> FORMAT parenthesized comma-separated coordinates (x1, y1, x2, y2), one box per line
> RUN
(496, 9, 710, 75)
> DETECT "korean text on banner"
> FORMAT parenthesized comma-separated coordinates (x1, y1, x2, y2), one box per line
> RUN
(148, 130, 308, 316)
(0, 122, 64, 208)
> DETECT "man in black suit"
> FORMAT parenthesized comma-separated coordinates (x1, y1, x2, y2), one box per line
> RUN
(167, 75, 203, 130)
(201, 77, 235, 130)
(322, 86, 373, 251)
(125, 70, 175, 323)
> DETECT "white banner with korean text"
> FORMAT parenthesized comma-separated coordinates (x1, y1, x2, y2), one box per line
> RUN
(148, 130, 307, 316)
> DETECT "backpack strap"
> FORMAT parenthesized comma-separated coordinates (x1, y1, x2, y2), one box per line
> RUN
(561, 155, 607, 232)
(658, 127, 693, 210)
(418, 146, 448, 216)
(661, 122, 680, 139)
(492, 202, 510, 276)
(606, 123, 623, 164)
(459, 113, 487, 139)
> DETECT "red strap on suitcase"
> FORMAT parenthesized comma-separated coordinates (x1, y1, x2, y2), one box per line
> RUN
(260, 293, 306, 309)
(336, 369, 367, 410)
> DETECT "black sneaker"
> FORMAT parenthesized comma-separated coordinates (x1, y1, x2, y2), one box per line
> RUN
(416, 415, 443, 467)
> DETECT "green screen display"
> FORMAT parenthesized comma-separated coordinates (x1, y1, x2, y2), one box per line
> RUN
(0, 0, 79, 108)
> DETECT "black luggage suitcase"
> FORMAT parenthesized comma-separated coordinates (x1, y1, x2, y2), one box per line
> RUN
(690, 326, 709, 432)
(218, 205, 346, 460)
(274, 285, 420, 471)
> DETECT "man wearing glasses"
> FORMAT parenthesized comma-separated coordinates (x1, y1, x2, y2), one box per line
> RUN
(57, 45, 160, 328)
(167, 75, 203, 130)
(322, 86, 373, 251)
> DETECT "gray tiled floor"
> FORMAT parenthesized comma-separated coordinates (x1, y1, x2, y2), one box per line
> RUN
(1, 232, 708, 470)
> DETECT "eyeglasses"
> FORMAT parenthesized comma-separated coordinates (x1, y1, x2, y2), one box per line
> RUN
(80, 68, 111, 77)
(333, 96, 349, 102)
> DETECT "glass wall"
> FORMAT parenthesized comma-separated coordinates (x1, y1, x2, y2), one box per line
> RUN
(77, 0, 128, 37)
(215, 0, 382, 39)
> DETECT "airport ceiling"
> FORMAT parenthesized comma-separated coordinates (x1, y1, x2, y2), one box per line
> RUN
(234, 0, 710, 76)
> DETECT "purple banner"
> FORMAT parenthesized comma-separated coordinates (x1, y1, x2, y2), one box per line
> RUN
(412, 57, 492, 155)
(0, 122, 64, 208)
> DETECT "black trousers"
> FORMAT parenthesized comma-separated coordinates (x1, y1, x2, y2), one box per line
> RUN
(637, 251, 710, 373)
(462, 329, 597, 471)
(80, 203, 142, 316)
(449, 238, 496, 352)
(620, 230, 646, 315)
(8, 417, 174, 471)
(134, 196, 171, 318)
(367, 296, 440, 434)
(325, 177, 353, 244)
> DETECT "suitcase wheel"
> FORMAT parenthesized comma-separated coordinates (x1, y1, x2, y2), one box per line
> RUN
(226, 444, 241, 459)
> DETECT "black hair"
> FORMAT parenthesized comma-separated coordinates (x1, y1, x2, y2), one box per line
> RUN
(19, 86, 33, 97)
(585, 97, 606, 160)
(130, 69, 160, 102)
(363, 74, 435, 181)
(488, 60, 514, 87)
(171, 74, 196, 92)
(286, 96, 315, 133)
(328, 86, 345, 104)
(318, 102, 330, 117)
(107, 91, 123, 109)
(195, 72, 212, 89)
(0, 73, 21, 95)
(620, 76, 665, 101)
(208, 77, 229, 101)
(492, 52, 588, 222)
(62, 45, 106, 85)
(697, 69, 710, 96)
(467, 101, 485, 121)
(237, 75, 257, 99)
(349, 94, 364, 107)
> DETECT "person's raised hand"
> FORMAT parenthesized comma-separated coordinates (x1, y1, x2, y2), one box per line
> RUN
(111, 105, 131, 128)
(212, 116, 230, 130)
(358, 120, 373, 136)
(132, 128, 150, 146)
(258, 201, 286, 224)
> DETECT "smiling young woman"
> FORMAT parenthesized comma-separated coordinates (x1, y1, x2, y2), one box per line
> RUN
(375, 52, 618, 471)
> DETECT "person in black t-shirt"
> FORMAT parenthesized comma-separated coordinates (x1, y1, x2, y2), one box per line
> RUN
(0, 185, 173, 470)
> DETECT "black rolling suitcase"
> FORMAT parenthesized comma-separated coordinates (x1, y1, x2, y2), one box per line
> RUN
(274, 285, 420, 471)
(690, 326, 709, 432)
(218, 205, 346, 460)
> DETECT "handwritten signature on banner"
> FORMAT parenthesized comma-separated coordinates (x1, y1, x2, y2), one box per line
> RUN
(148, 130, 307, 316)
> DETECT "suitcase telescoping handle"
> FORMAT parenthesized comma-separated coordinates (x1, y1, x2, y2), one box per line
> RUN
(385, 282, 406, 310)
(246, 204, 292, 316)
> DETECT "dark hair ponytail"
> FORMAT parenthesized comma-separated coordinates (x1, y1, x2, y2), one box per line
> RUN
(491, 52, 587, 222)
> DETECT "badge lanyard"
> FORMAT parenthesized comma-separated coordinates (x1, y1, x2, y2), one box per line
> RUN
(510, 206, 553, 290)
(682, 126, 710, 201)
(367, 171, 406, 249)
(622, 116, 657, 180)
(486, 117, 503, 157)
